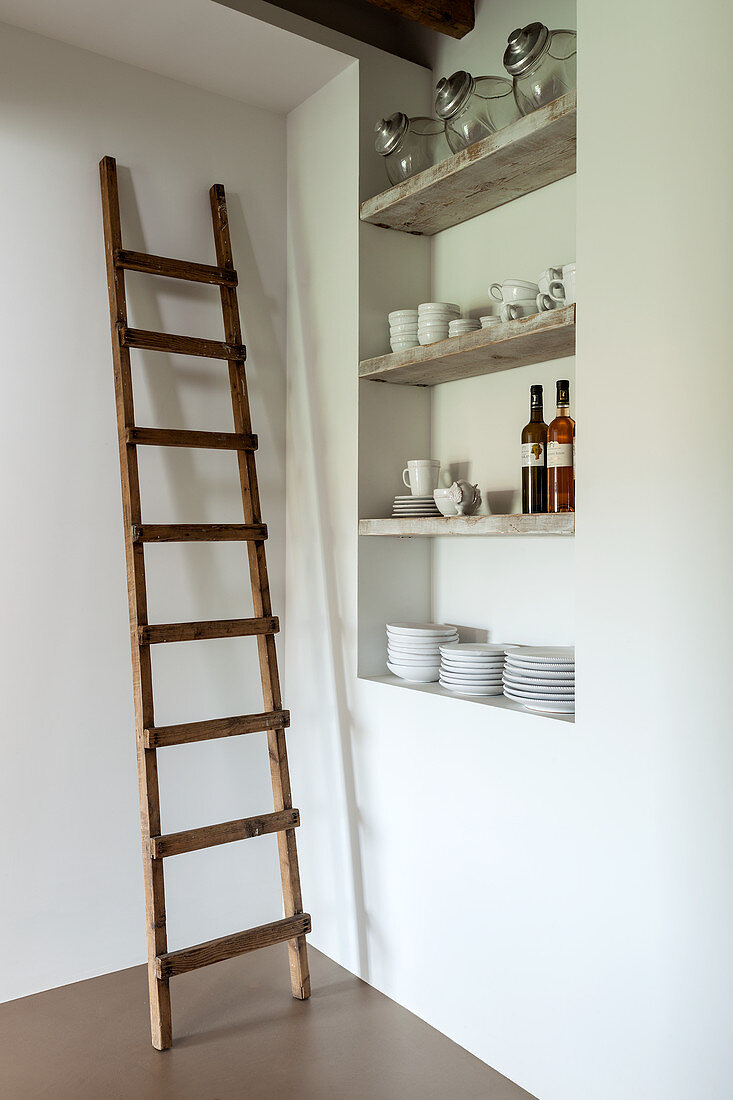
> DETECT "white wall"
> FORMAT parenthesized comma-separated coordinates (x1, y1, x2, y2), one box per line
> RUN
(285, 2, 733, 1099)
(0, 22, 291, 1000)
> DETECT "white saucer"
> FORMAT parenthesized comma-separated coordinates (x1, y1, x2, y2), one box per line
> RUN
(439, 643, 507, 656)
(439, 681, 503, 696)
(387, 623, 458, 637)
(505, 646, 574, 661)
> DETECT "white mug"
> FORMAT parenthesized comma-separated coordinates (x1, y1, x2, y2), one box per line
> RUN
(402, 459, 440, 496)
(536, 293, 555, 312)
(549, 262, 576, 305)
(489, 278, 540, 303)
(501, 300, 536, 322)
(537, 267, 563, 296)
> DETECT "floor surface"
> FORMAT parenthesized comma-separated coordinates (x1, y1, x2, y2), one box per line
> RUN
(0, 945, 537, 1099)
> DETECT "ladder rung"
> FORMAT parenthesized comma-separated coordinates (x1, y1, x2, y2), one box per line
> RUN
(151, 809, 300, 859)
(115, 248, 237, 287)
(139, 616, 278, 644)
(133, 523, 267, 543)
(155, 914, 311, 979)
(126, 427, 258, 451)
(144, 709, 290, 748)
(120, 325, 246, 361)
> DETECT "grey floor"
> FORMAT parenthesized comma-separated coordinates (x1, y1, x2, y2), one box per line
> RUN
(0, 944, 537, 1099)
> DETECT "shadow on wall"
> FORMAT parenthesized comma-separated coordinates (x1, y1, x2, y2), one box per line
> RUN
(287, 191, 369, 980)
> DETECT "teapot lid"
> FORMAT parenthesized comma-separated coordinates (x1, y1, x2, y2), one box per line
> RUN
(374, 112, 409, 156)
(434, 71, 475, 120)
(503, 22, 550, 76)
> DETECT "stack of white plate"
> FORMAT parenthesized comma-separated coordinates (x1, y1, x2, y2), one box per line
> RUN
(448, 317, 480, 337)
(438, 643, 506, 695)
(502, 646, 575, 713)
(389, 309, 419, 353)
(418, 302, 459, 346)
(386, 622, 459, 682)
(392, 494, 441, 518)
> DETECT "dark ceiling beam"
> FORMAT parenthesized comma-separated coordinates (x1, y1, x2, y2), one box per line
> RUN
(360, 0, 474, 39)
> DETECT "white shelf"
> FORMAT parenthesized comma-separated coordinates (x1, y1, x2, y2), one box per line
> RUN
(361, 674, 575, 724)
(360, 514, 574, 537)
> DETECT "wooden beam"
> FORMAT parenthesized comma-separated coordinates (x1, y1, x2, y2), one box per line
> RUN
(151, 809, 300, 859)
(132, 524, 267, 543)
(155, 914, 312, 979)
(126, 427, 257, 451)
(120, 326, 246, 361)
(144, 710, 291, 749)
(115, 249, 238, 286)
(361, 0, 474, 38)
(139, 616, 279, 644)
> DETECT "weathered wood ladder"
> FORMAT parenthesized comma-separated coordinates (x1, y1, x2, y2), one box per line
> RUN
(99, 156, 310, 1050)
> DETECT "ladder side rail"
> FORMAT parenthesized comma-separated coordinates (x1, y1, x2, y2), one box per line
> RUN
(209, 184, 311, 1001)
(99, 156, 172, 1050)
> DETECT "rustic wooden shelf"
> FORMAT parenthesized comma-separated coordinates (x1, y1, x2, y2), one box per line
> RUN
(360, 92, 576, 236)
(359, 514, 574, 537)
(360, 304, 575, 386)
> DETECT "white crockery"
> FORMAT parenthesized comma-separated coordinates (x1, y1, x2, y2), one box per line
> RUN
(388, 309, 418, 321)
(549, 262, 576, 306)
(439, 681, 503, 696)
(500, 301, 536, 322)
(418, 302, 460, 313)
(402, 460, 440, 496)
(536, 293, 555, 312)
(390, 338, 419, 351)
(390, 321, 419, 333)
(480, 315, 502, 327)
(505, 646, 574, 661)
(489, 279, 539, 303)
(440, 643, 506, 656)
(387, 661, 440, 683)
(537, 267, 563, 295)
(419, 332, 448, 346)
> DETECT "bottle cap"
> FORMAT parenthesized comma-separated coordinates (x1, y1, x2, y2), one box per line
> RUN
(556, 379, 570, 404)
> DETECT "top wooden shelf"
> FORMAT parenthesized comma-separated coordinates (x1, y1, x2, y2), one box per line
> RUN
(360, 92, 576, 236)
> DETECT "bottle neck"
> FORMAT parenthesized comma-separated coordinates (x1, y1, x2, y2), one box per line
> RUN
(530, 404, 544, 422)
(556, 403, 570, 418)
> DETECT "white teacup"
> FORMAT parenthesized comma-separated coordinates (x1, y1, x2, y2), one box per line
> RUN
(549, 262, 576, 305)
(403, 459, 440, 496)
(489, 279, 539, 303)
(500, 299, 536, 322)
(536, 293, 556, 312)
(537, 267, 563, 296)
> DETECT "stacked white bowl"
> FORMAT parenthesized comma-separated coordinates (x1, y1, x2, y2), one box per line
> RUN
(418, 302, 459, 346)
(389, 309, 419, 353)
(386, 622, 459, 683)
(448, 317, 481, 338)
(479, 315, 502, 329)
(502, 646, 575, 713)
(438, 643, 506, 695)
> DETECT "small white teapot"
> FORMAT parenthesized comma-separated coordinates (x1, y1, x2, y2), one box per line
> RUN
(447, 480, 481, 516)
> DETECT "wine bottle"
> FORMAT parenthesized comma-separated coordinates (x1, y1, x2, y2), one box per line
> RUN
(547, 379, 575, 513)
(521, 384, 547, 514)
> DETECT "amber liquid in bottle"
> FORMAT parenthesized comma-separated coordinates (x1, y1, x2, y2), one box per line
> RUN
(547, 379, 575, 513)
(521, 384, 547, 513)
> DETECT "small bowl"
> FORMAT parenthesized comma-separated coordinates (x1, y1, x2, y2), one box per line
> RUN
(387, 660, 440, 683)
(433, 489, 458, 516)
(418, 302, 460, 313)
(388, 309, 418, 321)
(390, 322, 419, 334)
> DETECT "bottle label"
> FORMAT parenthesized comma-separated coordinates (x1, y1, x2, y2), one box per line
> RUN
(522, 442, 545, 467)
(547, 441, 573, 468)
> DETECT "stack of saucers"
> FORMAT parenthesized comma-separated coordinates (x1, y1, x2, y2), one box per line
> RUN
(389, 309, 419, 353)
(392, 495, 441, 518)
(448, 317, 481, 338)
(386, 622, 459, 683)
(502, 646, 575, 713)
(438, 643, 506, 695)
(418, 302, 459, 346)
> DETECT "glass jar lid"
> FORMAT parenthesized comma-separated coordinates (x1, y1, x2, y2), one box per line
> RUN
(374, 112, 409, 156)
(503, 22, 550, 76)
(434, 71, 475, 120)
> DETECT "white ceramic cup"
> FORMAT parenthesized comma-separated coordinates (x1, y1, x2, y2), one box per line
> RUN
(549, 262, 576, 305)
(500, 299, 536, 321)
(537, 267, 563, 295)
(490, 279, 539, 303)
(403, 460, 440, 496)
(536, 292, 556, 312)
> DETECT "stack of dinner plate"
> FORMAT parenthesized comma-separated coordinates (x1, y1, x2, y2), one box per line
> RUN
(502, 646, 575, 713)
(392, 495, 441, 518)
(386, 622, 459, 682)
(438, 642, 506, 695)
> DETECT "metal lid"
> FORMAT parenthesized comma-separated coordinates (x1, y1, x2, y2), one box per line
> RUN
(434, 71, 475, 120)
(374, 112, 409, 157)
(503, 22, 550, 77)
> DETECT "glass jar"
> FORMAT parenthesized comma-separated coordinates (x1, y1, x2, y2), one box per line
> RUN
(503, 24, 577, 115)
(374, 113, 451, 186)
(434, 71, 521, 153)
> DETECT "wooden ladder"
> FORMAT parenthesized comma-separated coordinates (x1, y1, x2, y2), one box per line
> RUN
(99, 156, 310, 1050)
